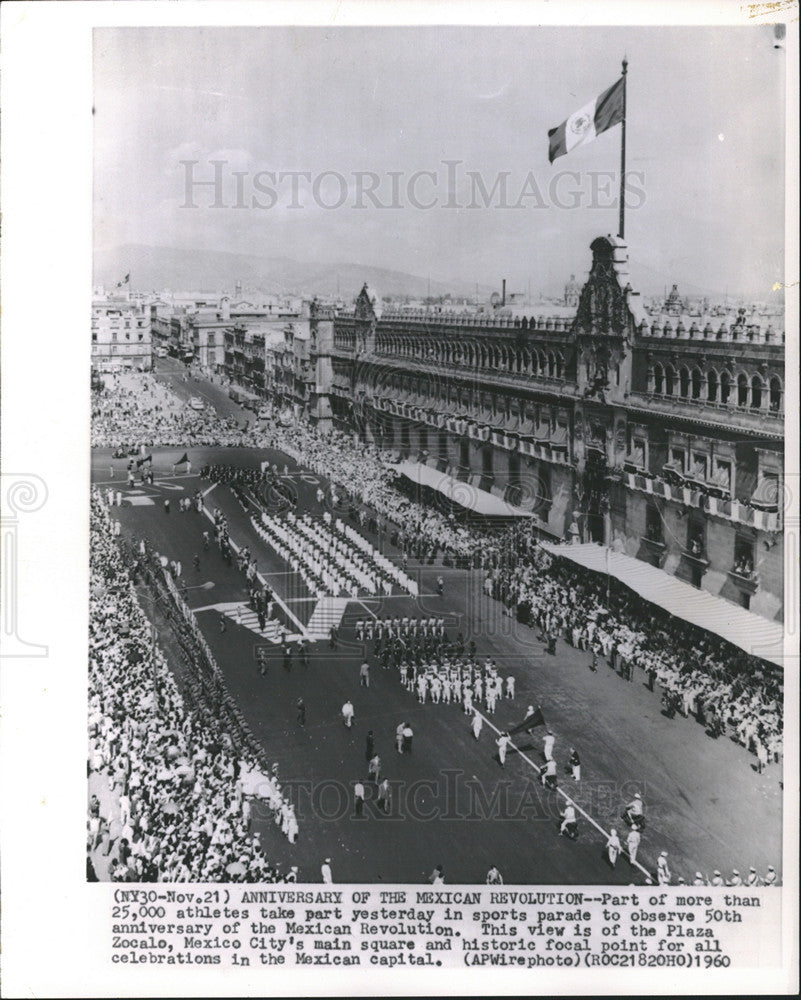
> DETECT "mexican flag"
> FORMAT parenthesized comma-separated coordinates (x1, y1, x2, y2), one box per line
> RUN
(548, 77, 624, 163)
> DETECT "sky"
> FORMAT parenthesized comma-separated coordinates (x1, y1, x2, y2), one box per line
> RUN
(93, 25, 787, 299)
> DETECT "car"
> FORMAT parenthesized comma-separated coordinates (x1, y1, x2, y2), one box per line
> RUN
(188, 396, 204, 411)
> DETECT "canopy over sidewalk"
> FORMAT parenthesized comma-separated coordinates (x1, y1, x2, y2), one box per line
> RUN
(392, 461, 533, 518)
(540, 542, 785, 669)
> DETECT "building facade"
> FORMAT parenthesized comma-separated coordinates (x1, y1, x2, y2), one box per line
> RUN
(328, 236, 785, 622)
(91, 295, 152, 372)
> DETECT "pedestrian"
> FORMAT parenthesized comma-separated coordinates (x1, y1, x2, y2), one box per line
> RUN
(568, 747, 581, 781)
(359, 660, 370, 687)
(657, 851, 671, 885)
(745, 866, 760, 887)
(341, 700, 354, 728)
(354, 781, 365, 817)
(193, 554, 200, 571)
(763, 865, 777, 886)
(486, 866, 503, 885)
(727, 868, 742, 886)
(429, 864, 445, 885)
(329, 625, 338, 650)
(693, 872, 707, 886)
(710, 869, 724, 887)
(365, 730, 375, 763)
(496, 732, 511, 767)
(543, 730, 555, 763)
(626, 827, 641, 865)
(756, 739, 768, 775)
(296, 698, 306, 727)
(283, 643, 293, 671)
(219, 614, 227, 634)
(624, 792, 644, 829)
(559, 803, 578, 839)
(402, 723, 413, 754)
(605, 828, 621, 868)
(437, 575, 444, 597)
(505, 675, 515, 699)
(368, 754, 381, 784)
(471, 710, 483, 740)
(377, 778, 391, 814)
(321, 858, 333, 883)
(164, 499, 170, 515)
(395, 722, 405, 754)
(540, 758, 557, 790)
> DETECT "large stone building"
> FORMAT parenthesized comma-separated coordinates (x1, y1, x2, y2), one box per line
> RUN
(325, 235, 785, 623)
(91, 294, 152, 372)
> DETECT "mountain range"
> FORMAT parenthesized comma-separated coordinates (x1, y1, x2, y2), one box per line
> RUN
(94, 244, 496, 301)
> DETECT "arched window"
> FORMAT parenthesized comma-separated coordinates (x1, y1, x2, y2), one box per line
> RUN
(691, 369, 703, 400)
(750, 375, 763, 409)
(556, 353, 564, 378)
(679, 367, 690, 397)
(707, 369, 718, 402)
(547, 352, 555, 377)
(737, 373, 749, 408)
(720, 371, 731, 404)
(653, 363, 664, 394)
(769, 376, 782, 412)
(664, 365, 675, 396)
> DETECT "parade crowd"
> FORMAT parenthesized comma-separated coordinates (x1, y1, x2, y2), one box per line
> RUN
(88, 488, 299, 883)
(92, 373, 783, 883)
(486, 547, 783, 764)
(95, 375, 783, 768)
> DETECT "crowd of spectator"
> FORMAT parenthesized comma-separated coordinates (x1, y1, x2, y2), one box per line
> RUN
(88, 488, 298, 882)
(486, 546, 783, 764)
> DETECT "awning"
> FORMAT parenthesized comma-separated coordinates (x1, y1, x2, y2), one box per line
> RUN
(539, 542, 785, 668)
(392, 461, 533, 518)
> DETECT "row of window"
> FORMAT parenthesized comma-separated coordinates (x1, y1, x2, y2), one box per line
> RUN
(375, 336, 566, 378)
(649, 364, 783, 411)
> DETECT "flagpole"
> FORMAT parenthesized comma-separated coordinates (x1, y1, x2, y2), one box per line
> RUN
(618, 57, 628, 239)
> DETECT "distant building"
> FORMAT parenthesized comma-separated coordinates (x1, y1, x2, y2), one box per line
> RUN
(91, 294, 151, 372)
(564, 274, 581, 308)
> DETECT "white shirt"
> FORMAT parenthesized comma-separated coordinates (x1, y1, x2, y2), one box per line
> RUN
(321, 862, 333, 883)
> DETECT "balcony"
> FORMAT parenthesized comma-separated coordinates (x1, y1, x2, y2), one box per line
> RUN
(627, 390, 783, 437)
(727, 567, 759, 594)
(340, 349, 572, 397)
(623, 470, 780, 531)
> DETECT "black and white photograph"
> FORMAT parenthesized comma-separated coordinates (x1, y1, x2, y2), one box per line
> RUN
(1, 1, 798, 995)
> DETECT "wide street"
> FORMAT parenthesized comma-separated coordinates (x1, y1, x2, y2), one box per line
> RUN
(91, 377, 782, 884)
